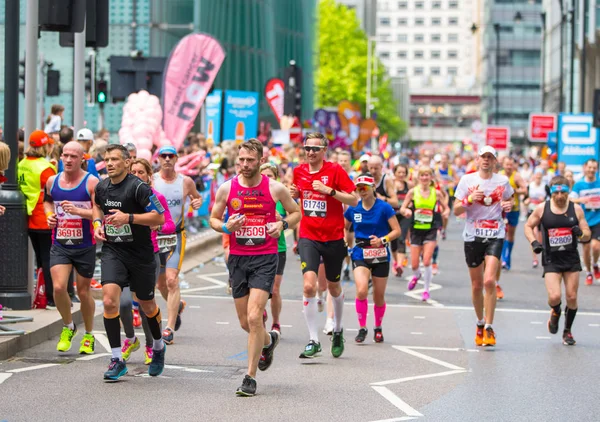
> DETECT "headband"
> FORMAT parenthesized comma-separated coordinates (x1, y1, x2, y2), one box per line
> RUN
(550, 184, 570, 194)
(355, 175, 374, 186)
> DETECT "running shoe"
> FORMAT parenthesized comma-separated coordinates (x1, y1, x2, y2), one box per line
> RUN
(343, 268, 350, 281)
(79, 333, 95, 355)
(174, 300, 186, 332)
(441, 229, 446, 240)
(121, 337, 140, 361)
(46, 301, 57, 310)
(293, 242, 299, 255)
(432, 263, 439, 275)
(236, 375, 257, 397)
(394, 263, 403, 278)
(532, 260, 539, 268)
(103, 358, 127, 382)
(422, 291, 430, 301)
(132, 309, 142, 328)
(162, 327, 174, 345)
(262, 310, 268, 328)
(57, 325, 77, 352)
(90, 279, 102, 290)
(562, 330, 576, 346)
(548, 310, 561, 335)
(475, 324, 485, 346)
(496, 284, 504, 300)
(407, 274, 420, 291)
(299, 340, 322, 358)
(373, 327, 384, 343)
(323, 319, 334, 335)
(258, 331, 280, 371)
(144, 346, 153, 365)
(355, 327, 368, 343)
(586, 273, 594, 285)
(483, 326, 496, 347)
(331, 329, 345, 358)
(595, 265, 600, 280)
(148, 345, 166, 377)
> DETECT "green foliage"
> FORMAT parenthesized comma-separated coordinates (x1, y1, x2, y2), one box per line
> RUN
(315, 0, 407, 141)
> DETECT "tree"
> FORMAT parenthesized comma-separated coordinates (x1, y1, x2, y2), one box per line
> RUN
(315, 0, 407, 142)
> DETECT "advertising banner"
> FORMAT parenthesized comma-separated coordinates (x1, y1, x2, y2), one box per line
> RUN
(264, 78, 284, 121)
(528, 113, 557, 142)
(485, 126, 510, 150)
(557, 113, 599, 176)
(222, 90, 260, 143)
(204, 89, 223, 145)
(162, 33, 226, 150)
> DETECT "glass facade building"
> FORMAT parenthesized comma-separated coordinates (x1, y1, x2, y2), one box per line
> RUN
(0, 0, 315, 134)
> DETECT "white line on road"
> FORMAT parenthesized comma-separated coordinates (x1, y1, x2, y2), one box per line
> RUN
(410, 332, 423, 335)
(0, 372, 12, 384)
(77, 353, 111, 361)
(392, 346, 464, 371)
(406, 346, 479, 353)
(189, 305, 201, 309)
(281, 324, 293, 328)
(371, 369, 467, 387)
(216, 322, 230, 325)
(346, 328, 358, 332)
(589, 324, 600, 327)
(94, 333, 111, 353)
(536, 336, 551, 340)
(182, 272, 228, 293)
(531, 321, 543, 325)
(371, 386, 424, 417)
(370, 418, 418, 422)
(413, 316, 426, 319)
(7, 363, 60, 373)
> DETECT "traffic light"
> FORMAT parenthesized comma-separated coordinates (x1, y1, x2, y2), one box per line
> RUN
(96, 79, 107, 104)
(47, 70, 60, 96)
(19, 58, 25, 95)
(85, 55, 96, 101)
(284, 60, 302, 119)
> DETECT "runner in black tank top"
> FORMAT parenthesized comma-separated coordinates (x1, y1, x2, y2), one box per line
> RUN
(392, 174, 411, 277)
(525, 176, 590, 346)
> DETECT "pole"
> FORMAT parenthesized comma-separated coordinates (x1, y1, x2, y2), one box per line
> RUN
(73, 12, 86, 132)
(494, 24, 500, 125)
(580, 0, 588, 112)
(569, 2, 576, 113)
(559, 0, 565, 112)
(541, 13, 547, 111)
(38, 53, 45, 129)
(366, 38, 372, 119)
(25, 0, 39, 139)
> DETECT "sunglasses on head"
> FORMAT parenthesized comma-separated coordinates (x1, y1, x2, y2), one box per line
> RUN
(160, 154, 176, 159)
(303, 146, 325, 153)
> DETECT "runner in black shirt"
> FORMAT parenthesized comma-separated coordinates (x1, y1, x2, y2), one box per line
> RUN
(93, 144, 167, 381)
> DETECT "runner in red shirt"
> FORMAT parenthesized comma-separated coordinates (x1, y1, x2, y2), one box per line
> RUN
(290, 132, 358, 359)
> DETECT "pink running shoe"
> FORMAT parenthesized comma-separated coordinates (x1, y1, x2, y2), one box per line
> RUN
(407, 274, 420, 291)
(422, 291, 430, 301)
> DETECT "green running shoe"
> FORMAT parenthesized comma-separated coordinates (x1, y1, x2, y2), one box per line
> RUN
(331, 329, 345, 358)
(299, 340, 322, 359)
(57, 325, 77, 352)
(121, 337, 140, 361)
(79, 333, 96, 355)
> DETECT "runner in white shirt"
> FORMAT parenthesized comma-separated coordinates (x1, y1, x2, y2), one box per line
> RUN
(453, 146, 514, 347)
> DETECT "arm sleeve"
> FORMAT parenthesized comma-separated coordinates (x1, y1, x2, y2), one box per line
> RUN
(157, 192, 176, 234)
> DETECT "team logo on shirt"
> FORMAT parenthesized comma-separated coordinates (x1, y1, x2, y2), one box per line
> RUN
(321, 176, 329, 185)
(354, 214, 362, 223)
(231, 198, 242, 211)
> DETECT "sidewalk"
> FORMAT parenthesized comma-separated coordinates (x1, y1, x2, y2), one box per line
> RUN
(0, 229, 222, 361)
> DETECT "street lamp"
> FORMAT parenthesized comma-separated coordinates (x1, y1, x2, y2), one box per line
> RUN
(558, 0, 565, 112)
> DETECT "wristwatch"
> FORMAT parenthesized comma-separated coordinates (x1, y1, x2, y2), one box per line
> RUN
(282, 220, 289, 230)
(330, 189, 337, 197)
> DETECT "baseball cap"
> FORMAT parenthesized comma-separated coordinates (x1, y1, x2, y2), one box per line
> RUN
(76, 128, 94, 141)
(359, 155, 370, 162)
(355, 174, 374, 186)
(479, 145, 497, 158)
(158, 145, 177, 156)
(29, 130, 50, 147)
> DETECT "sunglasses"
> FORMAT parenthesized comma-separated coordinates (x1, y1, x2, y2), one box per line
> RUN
(303, 146, 325, 153)
(356, 185, 371, 192)
(160, 154, 176, 159)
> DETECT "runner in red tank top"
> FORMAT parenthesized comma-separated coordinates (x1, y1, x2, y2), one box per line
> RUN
(210, 139, 300, 397)
(290, 132, 358, 359)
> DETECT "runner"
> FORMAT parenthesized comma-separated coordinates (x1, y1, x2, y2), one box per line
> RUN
(210, 139, 300, 396)
(93, 144, 167, 381)
(120, 158, 176, 365)
(153, 145, 203, 344)
(499, 157, 527, 271)
(453, 146, 514, 347)
(400, 166, 449, 301)
(290, 132, 358, 359)
(569, 159, 600, 285)
(44, 141, 98, 354)
(392, 163, 413, 276)
(525, 176, 590, 346)
(524, 169, 547, 268)
(369, 155, 399, 210)
(344, 173, 400, 343)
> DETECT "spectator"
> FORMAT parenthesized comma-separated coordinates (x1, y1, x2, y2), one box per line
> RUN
(43, 104, 64, 134)
(0, 142, 8, 216)
(123, 142, 137, 159)
(96, 128, 110, 142)
(59, 126, 73, 145)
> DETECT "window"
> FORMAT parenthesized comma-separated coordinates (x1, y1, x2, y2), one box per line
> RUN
(432, 1, 442, 8)
(414, 67, 424, 75)
(431, 67, 441, 75)
(414, 50, 424, 59)
(397, 67, 407, 76)
(449, 0, 458, 8)
(379, 34, 391, 42)
(448, 33, 459, 42)
(380, 51, 390, 59)
(432, 17, 441, 26)
(431, 34, 441, 42)
(397, 34, 408, 42)
(448, 50, 458, 59)
(380, 17, 391, 25)
(448, 67, 458, 76)
(398, 1, 408, 8)
(431, 50, 441, 59)
(415, 17, 424, 26)
(448, 17, 459, 26)
(414, 34, 424, 42)
(398, 17, 407, 25)
(397, 50, 407, 59)
(415, 1, 424, 9)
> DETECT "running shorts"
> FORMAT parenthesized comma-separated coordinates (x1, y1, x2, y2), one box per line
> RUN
(276, 251, 287, 276)
(580, 223, 600, 244)
(227, 254, 278, 299)
(298, 238, 347, 282)
(464, 238, 503, 268)
(505, 211, 520, 227)
(352, 260, 390, 278)
(159, 230, 186, 273)
(392, 215, 411, 253)
(542, 262, 582, 277)
(410, 228, 437, 246)
(50, 245, 96, 279)
(101, 251, 159, 301)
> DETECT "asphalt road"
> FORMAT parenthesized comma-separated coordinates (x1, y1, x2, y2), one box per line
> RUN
(2, 220, 600, 422)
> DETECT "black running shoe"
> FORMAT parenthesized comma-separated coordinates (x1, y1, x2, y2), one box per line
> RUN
(148, 345, 166, 376)
(162, 327, 174, 345)
(548, 310, 560, 335)
(343, 268, 350, 281)
(103, 358, 127, 382)
(258, 331, 280, 371)
(236, 375, 257, 397)
(562, 330, 576, 346)
(355, 327, 368, 343)
(174, 300, 186, 331)
(374, 327, 384, 343)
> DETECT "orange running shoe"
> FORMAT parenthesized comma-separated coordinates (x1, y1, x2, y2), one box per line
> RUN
(586, 273, 593, 285)
(132, 309, 142, 328)
(483, 326, 496, 347)
(475, 324, 484, 346)
(496, 284, 504, 300)
(594, 265, 600, 280)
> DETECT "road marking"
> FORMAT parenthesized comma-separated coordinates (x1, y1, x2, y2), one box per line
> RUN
(404, 280, 444, 307)
(77, 353, 111, 361)
(94, 333, 111, 353)
(216, 322, 229, 325)
(7, 363, 60, 373)
(227, 351, 248, 360)
(589, 324, 600, 327)
(0, 373, 13, 384)
(182, 272, 228, 293)
(370, 417, 418, 422)
(371, 386, 423, 417)
(410, 332, 423, 335)
(530, 321, 543, 325)
(346, 328, 358, 332)
(372, 369, 467, 386)
(536, 336, 551, 340)
(164, 364, 213, 373)
(392, 346, 464, 370)
(281, 324, 293, 328)
(405, 346, 479, 353)
(189, 305, 201, 309)
(413, 316, 426, 319)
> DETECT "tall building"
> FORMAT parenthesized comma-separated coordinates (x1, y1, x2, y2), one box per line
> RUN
(0, 0, 315, 134)
(336, 0, 378, 36)
(375, 0, 484, 145)
(482, 0, 543, 144)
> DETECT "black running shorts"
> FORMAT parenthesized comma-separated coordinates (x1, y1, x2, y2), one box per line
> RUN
(410, 228, 437, 246)
(542, 262, 582, 277)
(464, 238, 503, 268)
(580, 223, 600, 244)
(352, 260, 390, 278)
(50, 245, 97, 279)
(227, 254, 278, 299)
(101, 250, 158, 301)
(276, 251, 287, 276)
(298, 238, 347, 282)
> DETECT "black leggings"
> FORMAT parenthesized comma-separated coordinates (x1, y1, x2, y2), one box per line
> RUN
(391, 215, 411, 254)
(29, 230, 74, 302)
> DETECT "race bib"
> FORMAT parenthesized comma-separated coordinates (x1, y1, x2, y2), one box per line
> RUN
(528, 198, 543, 211)
(548, 228, 572, 250)
(586, 196, 600, 210)
(363, 246, 388, 264)
(414, 208, 433, 224)
(157, 234, 177, 253)
(56, 218, 83, 246)
(474, 219, 500, 239)
(303, 194, 327, 218)
(235, 215, 266, 246)
(105, 223, 133, 243)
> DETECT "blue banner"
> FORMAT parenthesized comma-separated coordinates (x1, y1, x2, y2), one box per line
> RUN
(557, 113, 599, 177)
(222, 90, 259, 142)
(205, 90, 223, 145)
(547, 131, 557, 149)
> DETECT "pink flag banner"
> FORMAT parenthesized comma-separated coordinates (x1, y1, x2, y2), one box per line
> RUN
(162, 33, 226, 150)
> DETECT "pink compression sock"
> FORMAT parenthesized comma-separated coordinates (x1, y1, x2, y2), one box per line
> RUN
(374, 303, 387, 327)
(355, 298, 368, 327)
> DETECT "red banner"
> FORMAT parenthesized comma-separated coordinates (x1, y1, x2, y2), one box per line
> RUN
(162, 33, 226, 150)
(264, 78, 284, 121)
(485, 126, 510, 150)
(528, 113, 557, 142)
